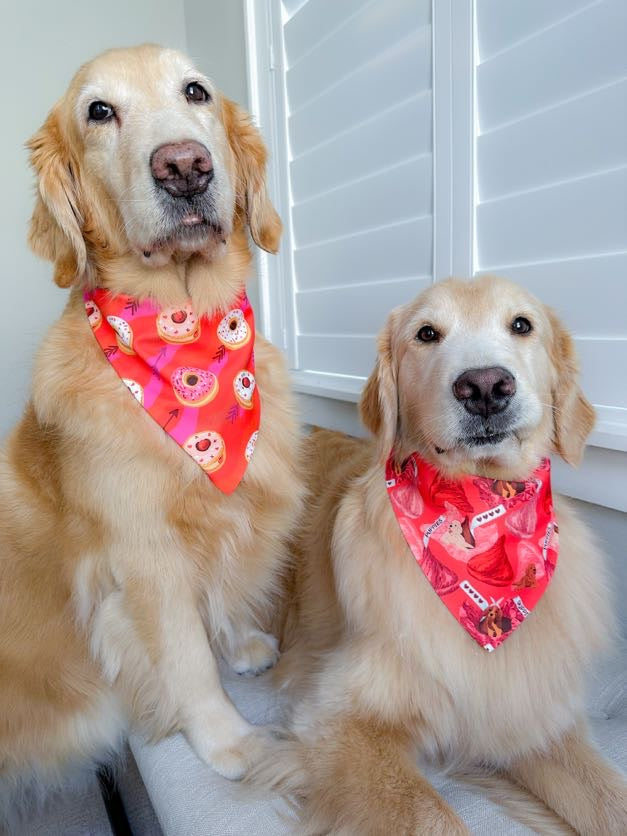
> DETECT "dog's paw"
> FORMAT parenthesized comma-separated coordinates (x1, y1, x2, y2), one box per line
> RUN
(227, 630, 279, 676)
(209, 727, 276, 781)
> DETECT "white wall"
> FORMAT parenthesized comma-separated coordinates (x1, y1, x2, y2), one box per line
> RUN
(1, 0, 187, 439)
(184, 0, 249, 107)
(574, 499, 627, 636)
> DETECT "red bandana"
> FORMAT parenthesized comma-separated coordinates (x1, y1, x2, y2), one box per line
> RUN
(385, 454, 558, 651)
(84, 289, 260, 494)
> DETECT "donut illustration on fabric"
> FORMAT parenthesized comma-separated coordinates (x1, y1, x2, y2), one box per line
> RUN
(84, 288, 261, 494)
(233, 370, 256, 409)
(85, 300, 102, 330)
(156, 304, 201, 344)
(106, 315, 134, 354)
(122, 378, 143, 405)
(185, 431, 226, 472)
(171, 367, 219, 407)
(245, 430, 258, 463)
(217, 309, 250, 349)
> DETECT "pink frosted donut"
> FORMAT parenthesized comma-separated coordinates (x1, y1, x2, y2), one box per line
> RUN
(185, 431, 226, 472)
(171, 367, 219, 407)
(217, 309, 250, 349)
(233, 370, 256, 409)
(85, 300, 102, 330)
(156, 303, 201, 343)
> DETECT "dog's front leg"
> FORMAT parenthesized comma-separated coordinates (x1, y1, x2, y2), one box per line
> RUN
(506, 725, 627, 835)
(91, 574, 269, 780)
(162, 591, 272, 780)
(255, 716, 469, 835)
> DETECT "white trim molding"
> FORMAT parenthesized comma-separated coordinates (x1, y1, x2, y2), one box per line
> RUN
(244, 0, 297, 364)
(432, 0, 474, 280)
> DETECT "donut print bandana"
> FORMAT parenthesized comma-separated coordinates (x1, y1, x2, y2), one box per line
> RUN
(84, 289, 260, 494)
(385, 454, 558, 651)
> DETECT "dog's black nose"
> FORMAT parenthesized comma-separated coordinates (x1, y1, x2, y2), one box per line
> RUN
(150, 141, 214, 197)
(452, 367, 516, 418)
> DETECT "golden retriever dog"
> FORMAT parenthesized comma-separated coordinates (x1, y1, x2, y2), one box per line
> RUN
(263, 276, 627, 834)
(0, 44, 303, 821)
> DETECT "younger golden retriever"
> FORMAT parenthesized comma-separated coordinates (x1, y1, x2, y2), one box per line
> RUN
(0, 45, 302, 820)
(267, 276, 627, 834)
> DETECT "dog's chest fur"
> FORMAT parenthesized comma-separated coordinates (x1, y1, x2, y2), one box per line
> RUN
(334, 473, 612, 764)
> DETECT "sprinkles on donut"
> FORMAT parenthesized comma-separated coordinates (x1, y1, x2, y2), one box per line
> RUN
(217, 309, 250, 349)
(185, 430, 226, 473)
(85, 300, 102, 330)
(106, 315, 135, 355)
(233, 370, 256, 410)
(171, 367, 219, 407)
(157, 303, 201, 344)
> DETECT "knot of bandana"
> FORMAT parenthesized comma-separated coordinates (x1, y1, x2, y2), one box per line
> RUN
(385, 454, 558, 651)
(84, 289, 260, 494)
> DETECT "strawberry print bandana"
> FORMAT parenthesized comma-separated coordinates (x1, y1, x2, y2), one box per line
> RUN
(84, 289, 260, 494)
(385, 454, 558, 651)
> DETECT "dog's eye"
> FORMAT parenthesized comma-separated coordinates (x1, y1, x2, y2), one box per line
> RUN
(88, 101, 115, 122)
(416, 325, 440, 343)
(185, 82, 211, 103)
(511, 316, 533, 335)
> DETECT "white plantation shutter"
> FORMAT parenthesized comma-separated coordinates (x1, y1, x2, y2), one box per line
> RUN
(247, 0, 433, 399)
(474, 0, 627, 444)
(246, 0, 627, 508)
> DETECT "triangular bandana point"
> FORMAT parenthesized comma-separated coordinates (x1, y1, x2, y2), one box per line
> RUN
(386, 453, 558, 651)
(85, 289, 260, 494)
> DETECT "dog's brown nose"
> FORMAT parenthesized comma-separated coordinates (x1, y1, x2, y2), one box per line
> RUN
(150, 141, 213, 197)
(453, 367, 516, 418)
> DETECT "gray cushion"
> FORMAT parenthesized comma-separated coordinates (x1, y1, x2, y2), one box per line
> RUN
(129, 669, 292, 836)
(128, 644, 627, 836)
(6, 774, 112, 836)
(116, 747, 164, 836)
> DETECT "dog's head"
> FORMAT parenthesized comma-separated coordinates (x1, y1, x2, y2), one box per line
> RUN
(360, 276, 594, 477)
(27, 44, 280, 287)
(484, 605, 501, 623)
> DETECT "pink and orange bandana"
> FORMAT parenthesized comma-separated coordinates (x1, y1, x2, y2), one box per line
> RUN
(385, 454, 558, 650)
(84, 289, 260, 494)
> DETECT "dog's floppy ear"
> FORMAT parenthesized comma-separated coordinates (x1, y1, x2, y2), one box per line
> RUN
(222, 98, 282, 254)
(360, 310, 399, 461)
(27, 108, 87, 288)
(547, 308, 595, 466)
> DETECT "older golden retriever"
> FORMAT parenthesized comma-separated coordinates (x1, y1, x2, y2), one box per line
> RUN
(265, 276, 627, 834)
(0, 44, 303, 819)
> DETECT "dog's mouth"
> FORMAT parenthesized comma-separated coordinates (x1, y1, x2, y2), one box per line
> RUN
(435, 431, 512, 455)
(140, 209, 227, 260)
(180, 211, 210, 229)
(173, 214, 225, 242)
(137, 184, 231, 260)
(465, 431, 509, 447)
